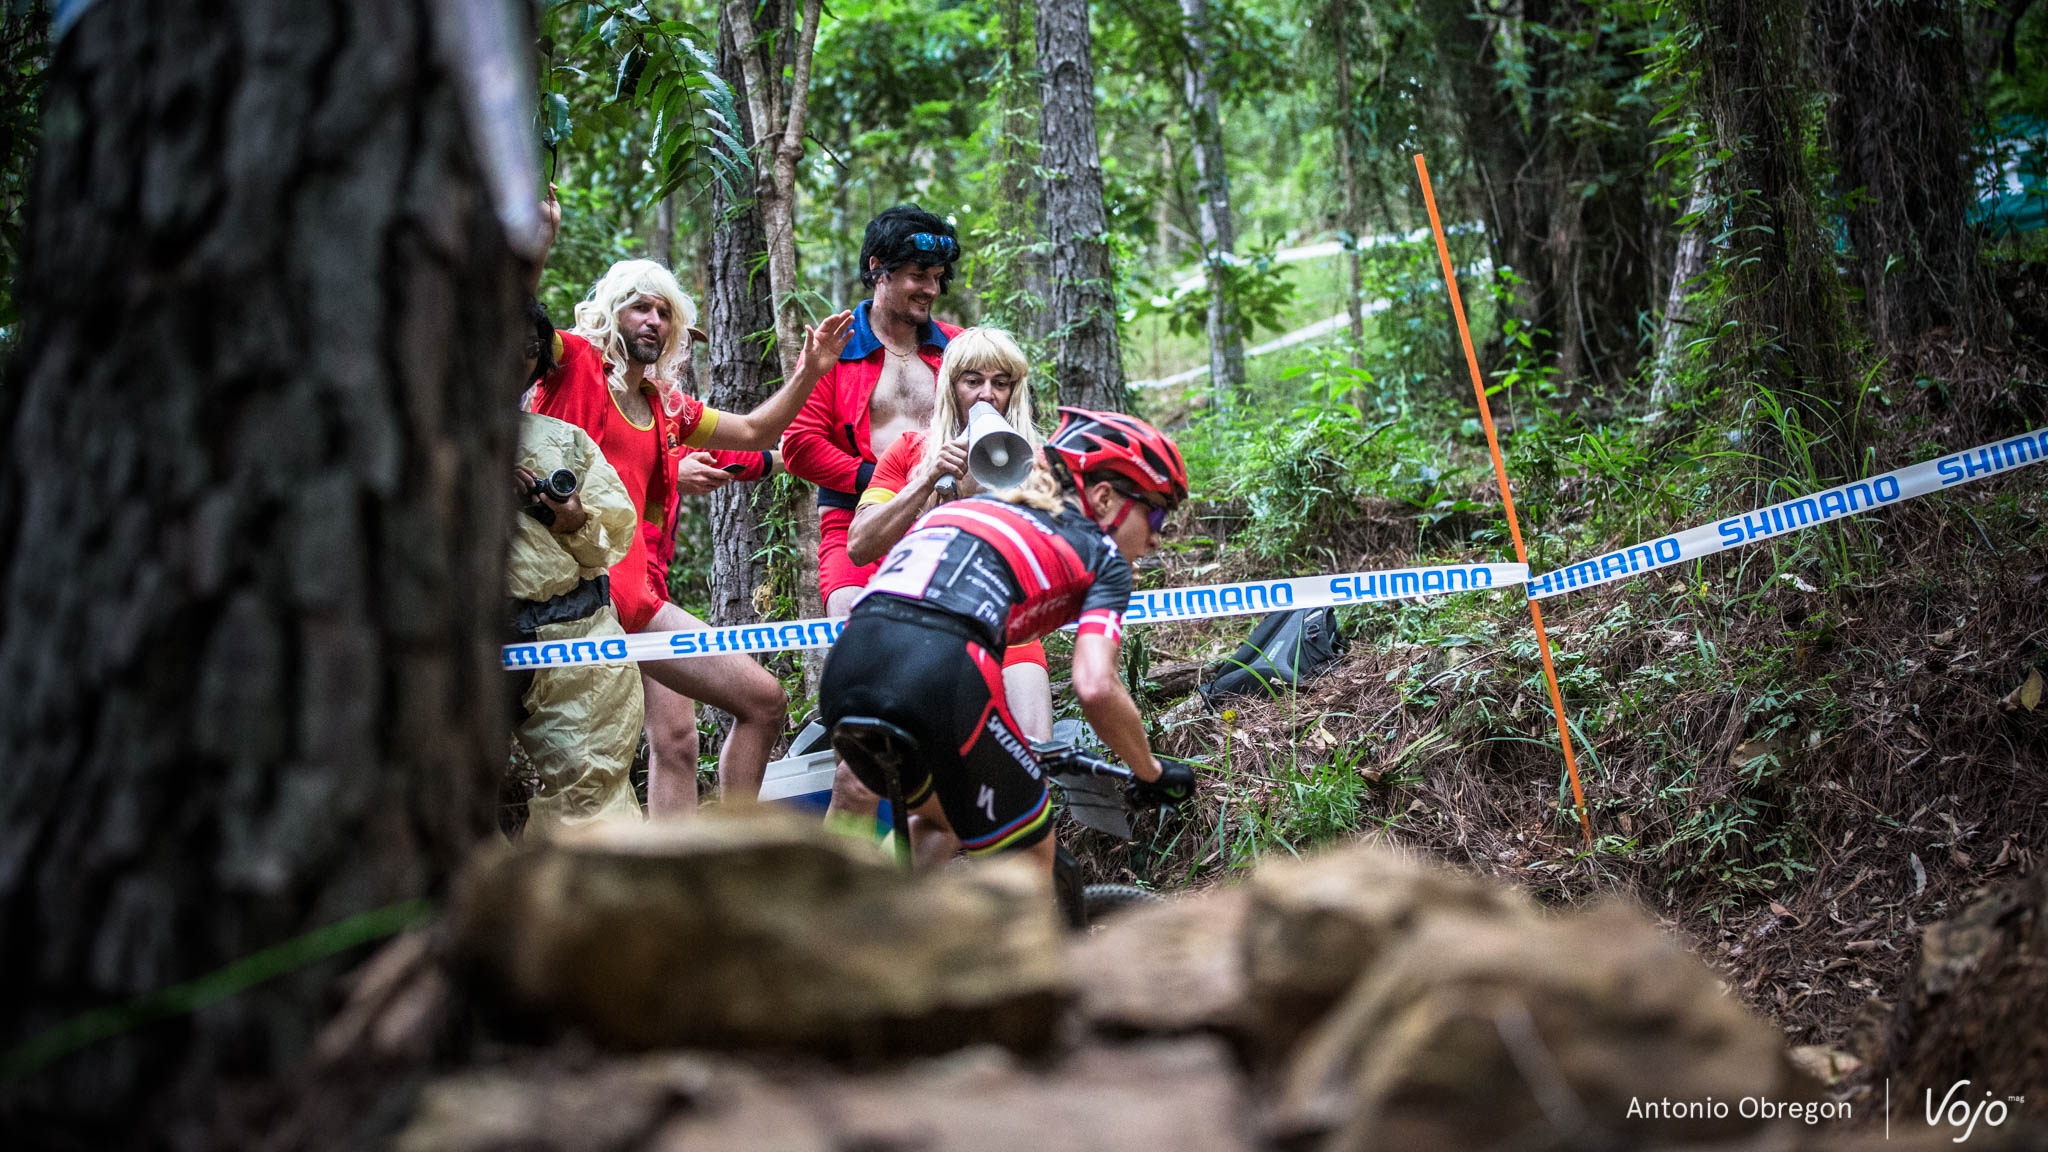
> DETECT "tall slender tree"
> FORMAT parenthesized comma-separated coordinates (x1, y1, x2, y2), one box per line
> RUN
(1180, 0, 1245, 400)
(1037, 0, 1130, 411)
(0, 0, 526, 1141)
(706, 0, 787, 632)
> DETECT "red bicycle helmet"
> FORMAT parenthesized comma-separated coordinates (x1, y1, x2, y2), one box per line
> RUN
(1044, 407, 1190, 506)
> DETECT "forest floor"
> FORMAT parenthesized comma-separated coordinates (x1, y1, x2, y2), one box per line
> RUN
(1069, 278, 2048, 1059)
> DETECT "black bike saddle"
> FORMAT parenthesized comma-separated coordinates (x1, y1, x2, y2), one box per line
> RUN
(830, 716, 919, 765)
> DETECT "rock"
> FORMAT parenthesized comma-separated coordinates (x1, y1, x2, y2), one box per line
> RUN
(1787, 1045, 1863, 1087)
(451, 807, 1066, 1060)
(396, 1053, 828, 1152)
(816, 1038, 1253, 1152)
(1239, 842, 1531, 1063)
(1068, 885, 1252, 1040)
(395, 1039, 1253, 1152)
(1272, 901, 1815, 1151)
(1877, 865, 2048, 1113)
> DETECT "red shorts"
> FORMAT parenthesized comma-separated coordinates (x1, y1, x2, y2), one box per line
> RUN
(818, 507, 881, 605)
(1002, 638, 1048, 670)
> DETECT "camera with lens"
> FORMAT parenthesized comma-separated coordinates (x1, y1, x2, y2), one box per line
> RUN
(521, 468, 578, 527)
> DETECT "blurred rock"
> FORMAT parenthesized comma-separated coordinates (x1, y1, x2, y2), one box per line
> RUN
(394, 1040, 1251, 1152)
(1240, 842, 1532, 1063)
(815, 1039, 1252, 1152)
(397, 1054, 729, 1152)
(1878, 865, 2048, 1118)
(451, 807, 1066, 1059)
(1272, 901, 1815, 1151)
(1068, 884, 1251, 1040)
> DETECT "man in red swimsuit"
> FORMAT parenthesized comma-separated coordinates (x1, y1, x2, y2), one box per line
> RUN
(532, 194, 852, 815)
(781, 205, 964, 825)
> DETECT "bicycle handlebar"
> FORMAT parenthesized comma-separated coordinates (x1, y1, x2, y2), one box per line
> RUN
(1029, 738, 1133, 782)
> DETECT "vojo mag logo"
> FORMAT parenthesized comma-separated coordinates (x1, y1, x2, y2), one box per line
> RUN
(1916, 1080, 2022, 1143)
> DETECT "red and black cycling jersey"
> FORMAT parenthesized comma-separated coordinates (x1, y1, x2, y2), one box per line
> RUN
(856, 495, 1131, 652)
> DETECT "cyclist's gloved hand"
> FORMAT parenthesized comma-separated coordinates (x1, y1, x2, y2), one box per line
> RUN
(1129, 757, 1197, 807)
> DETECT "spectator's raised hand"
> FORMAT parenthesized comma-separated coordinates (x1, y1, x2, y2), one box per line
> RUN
(675, 451, 736, 496)
(798, 310, 856, 381)
(538, 184, 561, 253)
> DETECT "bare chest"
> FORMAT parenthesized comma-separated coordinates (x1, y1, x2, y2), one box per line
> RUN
(866, 354, 936, 458)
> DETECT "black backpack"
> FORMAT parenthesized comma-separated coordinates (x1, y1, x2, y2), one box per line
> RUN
(1199, 606, 1350, 705)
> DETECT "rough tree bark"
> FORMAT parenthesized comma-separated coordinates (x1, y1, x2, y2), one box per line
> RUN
(707, 0, 786, 631)
(0, 0, 521, 1144)
(723, 0, 822, 381)
(1815, 0, 1993, 354)
(1035, 0, 1129, 412)
(1180, 0, 1245, 402)
(723, 0, 823, 626)
(1685, 0, 1860, 458)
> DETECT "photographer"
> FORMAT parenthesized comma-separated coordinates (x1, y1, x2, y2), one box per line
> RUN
(509, 300, 644, 830)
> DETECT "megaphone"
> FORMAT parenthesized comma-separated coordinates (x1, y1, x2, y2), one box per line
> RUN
(935, 401, 1033, 495)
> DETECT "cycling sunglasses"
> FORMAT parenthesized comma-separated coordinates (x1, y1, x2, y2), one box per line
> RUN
(1111, 484, 1172, 533)
(907, 232, 959, 261)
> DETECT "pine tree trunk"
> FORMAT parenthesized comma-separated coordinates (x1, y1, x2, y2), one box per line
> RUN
(1036, 0, 1129, 412)
(0, 0, 519, 1142)
(1815, 0, 1992, 354)
(1686, 0, 1860, 460)
(1181, 0, 1244, 402)
(1331, 0, 1366, 381)
(707, 9, 783, 631)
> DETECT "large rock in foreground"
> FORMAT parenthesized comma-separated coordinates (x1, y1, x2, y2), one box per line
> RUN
(451, 809, 1065, 1059)
(1274, 901, 1819, 1151)
(395, 1039, 1254, 1152)
(1239, 842, 1532, 1063)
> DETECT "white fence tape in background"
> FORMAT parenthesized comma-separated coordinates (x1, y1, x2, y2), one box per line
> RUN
(500, 427, 2047, 672)
(1527, 426, 2048, 600)
(501, 562, 1529, 671)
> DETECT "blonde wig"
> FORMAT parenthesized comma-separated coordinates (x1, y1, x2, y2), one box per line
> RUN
(571, 260, 698, 416)
(908, 327, 1037, 496)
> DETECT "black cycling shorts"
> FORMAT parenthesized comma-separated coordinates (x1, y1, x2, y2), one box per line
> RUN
(819, 596, 1052, 855)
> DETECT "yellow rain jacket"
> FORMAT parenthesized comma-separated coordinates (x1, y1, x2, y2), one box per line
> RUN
(510, 413, 644, 831)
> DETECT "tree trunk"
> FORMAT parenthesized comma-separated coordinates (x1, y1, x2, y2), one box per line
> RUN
(1330, 0, 1367, 382)
(1036, 0, 1129, 412)
(1685, 0, 1861, 461)
(1649, 170, 1712, 415)
(979, 0, 1046, 343)
(724, 0, 820, 383)
(723, 0, 824, 631)
(653, 191, 677, 272)
(0, 0, 520, 1143)
(1815, 0, 1993, 354)
(707, 4, 783, 633)
(1180, 0, 1244, 402)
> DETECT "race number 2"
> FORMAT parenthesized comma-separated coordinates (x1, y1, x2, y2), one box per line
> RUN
(864, 527, 962, 600)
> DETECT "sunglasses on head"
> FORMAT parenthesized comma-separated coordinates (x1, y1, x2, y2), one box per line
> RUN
(907, 232, 959, 261)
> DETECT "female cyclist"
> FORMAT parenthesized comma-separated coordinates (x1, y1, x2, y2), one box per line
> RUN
(846, 327, 1055, 742)
(819, 408, 1198, 873)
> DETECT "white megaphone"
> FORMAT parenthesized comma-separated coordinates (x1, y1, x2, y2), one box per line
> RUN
(935, 401, 1033, 495)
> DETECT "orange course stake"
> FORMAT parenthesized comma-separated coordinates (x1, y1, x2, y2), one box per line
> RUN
(1414, 153, 1593, 846)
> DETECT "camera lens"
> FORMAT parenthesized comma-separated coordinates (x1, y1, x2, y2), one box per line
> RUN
(542, 469, 577, 499)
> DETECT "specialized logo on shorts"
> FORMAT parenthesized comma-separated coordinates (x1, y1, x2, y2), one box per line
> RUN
(987, 714, 1040, 780)
(977, 785, 996, 821)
